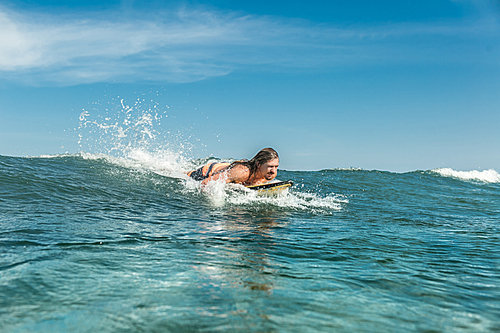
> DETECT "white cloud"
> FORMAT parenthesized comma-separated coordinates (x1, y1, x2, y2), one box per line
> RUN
(0, 2, 498, 86)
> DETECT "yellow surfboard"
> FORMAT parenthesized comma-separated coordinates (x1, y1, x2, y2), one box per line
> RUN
(245, 180, 293, 196)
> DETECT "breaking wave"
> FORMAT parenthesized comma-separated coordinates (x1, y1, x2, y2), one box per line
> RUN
(432, 168, 500, 183)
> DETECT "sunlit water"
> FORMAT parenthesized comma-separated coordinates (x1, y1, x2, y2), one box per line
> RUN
(1, 152, 499, 333)
(1, 100, 499, 332)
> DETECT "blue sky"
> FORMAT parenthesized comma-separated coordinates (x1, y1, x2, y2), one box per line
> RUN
(0, 0, 499, 171)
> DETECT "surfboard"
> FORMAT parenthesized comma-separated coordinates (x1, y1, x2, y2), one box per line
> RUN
(245, 180, 293, 196)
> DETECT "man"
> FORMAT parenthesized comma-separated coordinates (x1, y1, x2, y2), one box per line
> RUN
(187, 148, 280, 189)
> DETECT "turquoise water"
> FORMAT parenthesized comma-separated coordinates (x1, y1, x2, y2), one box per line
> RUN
(1, 153, 499, 332)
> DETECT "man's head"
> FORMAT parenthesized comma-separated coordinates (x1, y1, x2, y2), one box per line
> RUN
(250, 148, 279, 180)
(259, 157, 279, 180)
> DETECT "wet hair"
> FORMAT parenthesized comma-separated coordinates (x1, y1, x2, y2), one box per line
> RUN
(228, 147, 279, 180)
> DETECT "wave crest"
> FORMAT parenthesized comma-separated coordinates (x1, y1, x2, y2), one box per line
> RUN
(432, 168, 500, 183)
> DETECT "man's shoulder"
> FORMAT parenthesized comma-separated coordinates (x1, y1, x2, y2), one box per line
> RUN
(229, 163, 250, 173)
(227, 163, 250, 182)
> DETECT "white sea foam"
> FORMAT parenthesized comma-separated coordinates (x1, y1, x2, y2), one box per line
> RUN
(236, 190, 346, 213)
(202, 178, 230, 208)
(38, 154, 67, 158)
(179, 174, 347, 213)
(218, 184, 347, 213)
(432, 168, 500, 183)
(78, 149, 191, 180)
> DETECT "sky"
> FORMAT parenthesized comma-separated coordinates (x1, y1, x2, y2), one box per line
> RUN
(0, 0, 499, 171)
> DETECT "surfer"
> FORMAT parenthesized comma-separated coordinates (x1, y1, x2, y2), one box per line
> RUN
(187, 147, 280, 190)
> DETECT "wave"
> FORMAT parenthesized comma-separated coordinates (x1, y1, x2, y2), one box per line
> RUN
(319, 167, 500, 184)
(431, 168, 500, 183)
(24, 152, 346, 214)
(32, 153, 500, 186)
(319, 167, 364, 172)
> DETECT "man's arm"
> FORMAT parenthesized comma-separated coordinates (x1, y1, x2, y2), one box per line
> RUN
(200, 164, 250, 189)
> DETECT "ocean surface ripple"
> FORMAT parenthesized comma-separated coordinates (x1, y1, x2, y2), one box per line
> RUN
(1, 154, 499, 332)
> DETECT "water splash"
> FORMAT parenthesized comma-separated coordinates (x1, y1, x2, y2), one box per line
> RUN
(76, 95, 196, 174)
(192, 178, 347, 213)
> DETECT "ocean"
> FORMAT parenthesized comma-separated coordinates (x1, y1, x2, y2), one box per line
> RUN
(1, 151, 499, 332)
